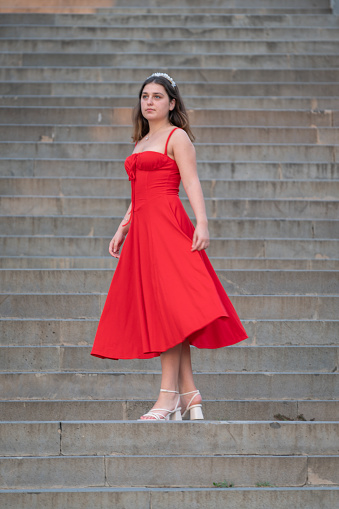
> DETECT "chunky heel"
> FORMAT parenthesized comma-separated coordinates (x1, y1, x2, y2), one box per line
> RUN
(171, 408, 183, 421)
(180, 389, 204, 420)
(190, 405, 204, 420)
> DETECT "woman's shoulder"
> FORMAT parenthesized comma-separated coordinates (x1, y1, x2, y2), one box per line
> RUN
(171, 127, 192, 144)
(169, 127, 195, 160)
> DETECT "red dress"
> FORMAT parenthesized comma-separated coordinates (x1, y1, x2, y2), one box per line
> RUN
(91, 128, 248, 360)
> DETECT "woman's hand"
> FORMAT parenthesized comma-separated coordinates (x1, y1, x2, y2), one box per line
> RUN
(191, 222, 210, 252)
(109, 229, 126, 258)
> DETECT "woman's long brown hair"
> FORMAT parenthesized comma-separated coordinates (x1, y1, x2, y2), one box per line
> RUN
(132, 75, 195, 143)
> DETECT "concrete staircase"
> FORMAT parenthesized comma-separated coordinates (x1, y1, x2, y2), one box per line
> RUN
(0, 0, 339, 507)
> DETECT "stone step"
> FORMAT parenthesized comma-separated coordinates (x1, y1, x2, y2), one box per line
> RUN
(1, 269, 338, 296)
(1, 372, 338, 400)
(2, 25, 339, 41)
(2, 39, 339, 54)
(1, 318, 337, 346)
(2, 67, 339, 84)
(2, 256, 338, 271)
(1, 6, 332, 14)
(1, 399, 338, 422)
(1, 141, 337, 161)
(2, 178, 338, 200)
(0, 487, 339, 509)
(2, 52, 338, 69)
(2, 159, 336, 180)
(0, 294, 337, 320)
(1, 107, 336, 127)
(2, 81, 339, 99)
(1, 420, 338, 457)
(2, 236, 337, 259)
(2, 125, 339, 144)
(2, 95, 339, 111)
(1, 345, 337, 373)
(2, 216, 337, 239)
(2, 196, 337, 219)
(1, 454, 338, 489)
(2, 13, 337, 27)
(0, 0, 331, 10)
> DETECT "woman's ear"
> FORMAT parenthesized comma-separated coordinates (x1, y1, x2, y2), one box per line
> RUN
(169, 98, 176, 111)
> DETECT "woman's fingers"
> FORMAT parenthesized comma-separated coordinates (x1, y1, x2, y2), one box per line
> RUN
(191, 233, 209, 251)
(109, 238, 120, 258)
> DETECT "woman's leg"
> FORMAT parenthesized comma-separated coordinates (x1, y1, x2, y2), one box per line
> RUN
(139, 342, 182, 419)
(178, 340, 202, 411)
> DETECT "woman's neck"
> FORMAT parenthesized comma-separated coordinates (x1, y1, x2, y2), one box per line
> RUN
(147, 120, 171, 135)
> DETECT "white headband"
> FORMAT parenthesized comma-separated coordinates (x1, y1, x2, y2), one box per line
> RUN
(146, 72, 176, 88)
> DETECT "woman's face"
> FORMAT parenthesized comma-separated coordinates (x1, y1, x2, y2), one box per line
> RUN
(141, 83, 175, 122)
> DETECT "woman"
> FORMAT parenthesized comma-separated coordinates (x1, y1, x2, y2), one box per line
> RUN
(91, 72, 248, 421)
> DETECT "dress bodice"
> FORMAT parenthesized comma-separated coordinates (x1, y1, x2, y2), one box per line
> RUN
(125, 151, 180, 209)
(124, 129, 181, 221)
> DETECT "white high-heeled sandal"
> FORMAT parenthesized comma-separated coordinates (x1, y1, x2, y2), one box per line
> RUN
(180, 390, 204, 420)
(138, 389, 182, 421)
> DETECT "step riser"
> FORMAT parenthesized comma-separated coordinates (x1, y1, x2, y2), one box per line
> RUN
(2, 400, 338, 422)
(1, 14, 338, 27)
(1, 373, 338, 400)
(0, 455, 337, 489)
(1, 142, 336, 162)
(2, 40, 339, 54)
(1, 319, 337, 347)
(2, 196, 338, 219)
(0, 108, 335, 127)
(2, 257, 338, 270)
(0, 294, 338, 320)
(1, 270, 338, 295)
(2, 96, 339, 112)
(1, 65, 339, 83)
(2, 125, 339, 144)
(0, 488, 338, 509)
(2, 178, 339, 201)
(3, 53, 339, 68)
(0, 7, 332, 14)
(2, 66, 339, 83)
(1, 422, 338, 457)
(5, 179, 336, 199)
(0, 0, 332, 10)
(1, 160, 337, 180)
(2, 217, 337, 239)
(2, 238, 337, 260)
(2, 80, 339, 98)
(1, 346, 337, 373)
(2, 26, 339, 40)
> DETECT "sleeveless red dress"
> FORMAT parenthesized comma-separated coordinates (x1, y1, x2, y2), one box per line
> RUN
(91, 128, 248, 360)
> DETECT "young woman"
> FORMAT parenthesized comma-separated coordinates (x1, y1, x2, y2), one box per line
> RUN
(91, 72, 248, 421)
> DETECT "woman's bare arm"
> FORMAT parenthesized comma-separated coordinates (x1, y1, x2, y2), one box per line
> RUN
(171, 130, 210, 252)
(109, 202, 132, 258)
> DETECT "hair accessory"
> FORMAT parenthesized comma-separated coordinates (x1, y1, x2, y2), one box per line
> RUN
(146, 72, 176, 88)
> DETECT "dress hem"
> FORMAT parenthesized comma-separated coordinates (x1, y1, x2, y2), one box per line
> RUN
(91, 314, 248, 361)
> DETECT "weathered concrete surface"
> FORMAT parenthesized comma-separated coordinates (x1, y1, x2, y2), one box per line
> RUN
(1, 372, 338, 401)
(1, 399, 338, 422)
(0, 345, 337, 373)
(1, 421, 338, 457)
(0, 487, 338, 509)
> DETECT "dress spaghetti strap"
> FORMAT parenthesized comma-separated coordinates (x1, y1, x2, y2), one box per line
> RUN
(164, 127, 179, 155)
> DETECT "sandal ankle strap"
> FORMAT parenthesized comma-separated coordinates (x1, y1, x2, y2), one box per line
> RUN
(180, 389, 200, 396)
(160, 389, 179, 394)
